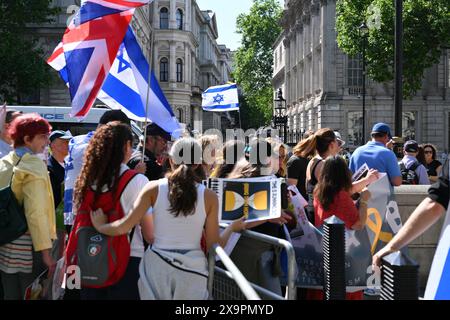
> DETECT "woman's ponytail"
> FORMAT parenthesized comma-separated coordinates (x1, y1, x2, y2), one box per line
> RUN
(167, 137, 203, 217)
(168, 164, 198, 217)
(293, 134, 317, 159)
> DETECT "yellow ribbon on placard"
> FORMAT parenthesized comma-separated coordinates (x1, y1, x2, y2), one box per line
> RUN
(366, 207, 383, 254)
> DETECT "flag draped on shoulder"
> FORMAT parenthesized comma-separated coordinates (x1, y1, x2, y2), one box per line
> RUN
(97, 27, 181, 137)
(202, 83, 240, 112)
(47, 0, 152, 118)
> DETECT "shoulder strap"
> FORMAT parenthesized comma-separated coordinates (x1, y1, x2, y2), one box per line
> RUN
(9, 157, 22, 187)
(310, 159, 322, 183)
(116, 169, 140, 200)
(410, 161, 420, 171)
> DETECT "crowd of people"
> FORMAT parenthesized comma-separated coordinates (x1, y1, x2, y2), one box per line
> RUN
(0, 109, 448, 300)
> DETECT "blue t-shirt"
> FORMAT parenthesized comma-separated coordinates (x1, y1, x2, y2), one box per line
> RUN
(349, 141, 401, 181)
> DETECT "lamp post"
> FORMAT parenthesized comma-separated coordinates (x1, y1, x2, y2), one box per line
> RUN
(273, 88, 288, 144)
(395, 0, 403, 137)
(359, 22, 369, 146)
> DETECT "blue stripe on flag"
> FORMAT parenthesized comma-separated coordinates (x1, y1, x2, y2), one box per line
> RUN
(122, 28, 148, 81)
(102, 75, 146, 117)
(122, 28, 175, 117)
(203, 84, 237, 94)
(202, 103, 240, 111)
(435, 248, 450, 299)
(150, 71, 175, 116)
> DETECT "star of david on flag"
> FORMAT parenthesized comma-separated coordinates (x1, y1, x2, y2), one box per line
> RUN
(202, 83, 240, 112)
(97, 27, 181, 137)
(47, 0, 153, 118)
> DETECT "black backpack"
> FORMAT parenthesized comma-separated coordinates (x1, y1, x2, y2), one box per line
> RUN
(0, 158, 28, 246)
(399, 161, 420, 185)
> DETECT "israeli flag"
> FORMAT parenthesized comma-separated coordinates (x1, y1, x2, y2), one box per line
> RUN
(202, 83, 239, 112)
(98, 27, 181, 137)
(424, 224, 450, 300)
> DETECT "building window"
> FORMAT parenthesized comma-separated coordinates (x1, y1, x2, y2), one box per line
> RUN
(176, 59, 183, 82)
(347, 54, 363, 88)
(160, 7, 169, 29)
(176, 9, 183, 30)
(403, 111, 416, 141)
(160, 57, 169, 82)
(347, 111, 364, 148)
(178, 109, 184, 123)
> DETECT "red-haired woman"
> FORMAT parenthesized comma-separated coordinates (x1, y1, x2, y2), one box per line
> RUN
(0, 113, 57, 300)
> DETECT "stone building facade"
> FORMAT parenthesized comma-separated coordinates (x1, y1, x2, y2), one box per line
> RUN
(276, 0, 450, 153)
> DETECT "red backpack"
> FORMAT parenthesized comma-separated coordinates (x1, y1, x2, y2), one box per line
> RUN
(65, 170, 138, 288)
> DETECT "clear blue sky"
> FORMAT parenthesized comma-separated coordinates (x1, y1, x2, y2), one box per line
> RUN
(196, 0, 284, 51)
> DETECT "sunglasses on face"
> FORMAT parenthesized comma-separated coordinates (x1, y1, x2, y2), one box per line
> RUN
(424, 150, 433, 154)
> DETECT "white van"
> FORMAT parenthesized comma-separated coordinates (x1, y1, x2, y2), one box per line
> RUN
(7, 106, 143, 141)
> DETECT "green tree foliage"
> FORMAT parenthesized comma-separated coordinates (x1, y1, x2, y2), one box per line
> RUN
(0, 1, 59, 103)
(336, 0, 450, 97)
(234, 0, 282, 129)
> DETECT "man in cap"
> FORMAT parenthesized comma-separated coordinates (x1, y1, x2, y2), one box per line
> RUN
(399, 140, 430, 185)
(128, 123, 171, 181)
(349, 122, 402, 186)
(48, 130, 72, 208)
(47, 130, 73, 259)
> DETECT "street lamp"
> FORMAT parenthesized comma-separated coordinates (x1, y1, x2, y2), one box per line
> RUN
(273, 88, 288, 144)
(359, 22, 369, 145)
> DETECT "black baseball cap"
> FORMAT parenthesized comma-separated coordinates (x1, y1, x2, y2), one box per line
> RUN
(404, 140, 419, 153)
(145, 123, 171, 141)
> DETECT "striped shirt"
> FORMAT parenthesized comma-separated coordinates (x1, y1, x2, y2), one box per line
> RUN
(0, 233, 33, 274)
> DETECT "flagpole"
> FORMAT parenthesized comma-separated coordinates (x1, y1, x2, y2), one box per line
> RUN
(141, 17, 155, 163)
(238, 110, 242, 131)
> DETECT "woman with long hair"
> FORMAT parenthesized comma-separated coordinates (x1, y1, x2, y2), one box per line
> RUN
(227, 138, 292, 296)
(211, 139, 245, 178)
(0, 113, 56, 300)
(73, 122, 152, 300)
(298, 128, 377, 224)
(198, 134, 220, 179)
(266, 137, 288, 178)
(90, 137, 245, 299)
(286, 130, 314, 199)
(308, 155, 371, 300)
(421, 143, 442, 183)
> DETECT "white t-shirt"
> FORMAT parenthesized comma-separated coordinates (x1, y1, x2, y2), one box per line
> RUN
(119, 164, 150, 258)
(92, 164, 150, 258)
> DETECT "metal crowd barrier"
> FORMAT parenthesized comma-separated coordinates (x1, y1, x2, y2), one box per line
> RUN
(208, 243, 260, 300)
(209, 224, 297, 300)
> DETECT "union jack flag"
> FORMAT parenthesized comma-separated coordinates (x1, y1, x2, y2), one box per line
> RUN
(47, 1, 152, 118)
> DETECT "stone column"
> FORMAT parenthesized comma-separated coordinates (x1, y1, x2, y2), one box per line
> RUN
(169, 0, 176, 29)
(186, 0, 191, 31)
(169, 41, 176, 82)
(153, 0, 159, 29)
(185, 44, 189, 84)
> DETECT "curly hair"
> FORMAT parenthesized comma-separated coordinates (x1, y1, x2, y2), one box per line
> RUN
(73, 122, 133, 209)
